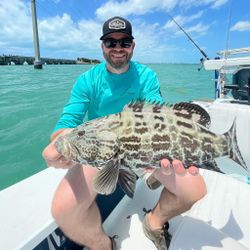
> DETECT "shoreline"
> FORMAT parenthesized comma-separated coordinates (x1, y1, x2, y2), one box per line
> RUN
(0, 55, 100, 66)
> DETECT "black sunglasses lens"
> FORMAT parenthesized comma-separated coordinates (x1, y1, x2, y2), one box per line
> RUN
(103, 38, 133, 48)
(120, 39, 133, 48)
(103, 39, 117, 48)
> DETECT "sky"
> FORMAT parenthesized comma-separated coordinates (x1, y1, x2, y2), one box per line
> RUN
(0, 0, 249, 63)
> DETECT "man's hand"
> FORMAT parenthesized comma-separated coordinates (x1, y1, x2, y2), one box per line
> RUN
(42, 128, 78, 169)
(145, 159, 199, 176)
(160, 159, 199, 176)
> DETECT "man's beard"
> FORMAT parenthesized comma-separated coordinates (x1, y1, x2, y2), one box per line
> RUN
(103, 50, 133, 70)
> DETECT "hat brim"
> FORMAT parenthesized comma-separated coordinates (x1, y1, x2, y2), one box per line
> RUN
(100, 31, 134, 40)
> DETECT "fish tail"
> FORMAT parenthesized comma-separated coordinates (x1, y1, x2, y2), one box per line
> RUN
(226, 119, 247, 170)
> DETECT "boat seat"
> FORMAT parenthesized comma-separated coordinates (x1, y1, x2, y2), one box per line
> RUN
(207, 100, 250, 171)
(181, 169, 250, 249)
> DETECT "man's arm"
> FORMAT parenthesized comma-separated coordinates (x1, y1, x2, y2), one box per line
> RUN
(43, 73, 92, 169)
(53, 74, 91, 133)
(140, 69, 163, 103)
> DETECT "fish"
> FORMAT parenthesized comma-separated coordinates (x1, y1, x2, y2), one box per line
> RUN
(55, 101, 248, 198)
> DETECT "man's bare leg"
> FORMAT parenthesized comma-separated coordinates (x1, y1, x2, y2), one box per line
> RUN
(51, 165, 112, 250)
(148, 159, 207, 229)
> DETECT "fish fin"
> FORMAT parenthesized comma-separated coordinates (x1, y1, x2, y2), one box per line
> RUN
(199, 159, 224, 174)
(118, 168, 137, 198)
(225, 119, 248, 171)
(171, 102, 211, 128)
(123, 100, 167, 114)
(123, 100, 148, 113)
(93, 159, 119, 195)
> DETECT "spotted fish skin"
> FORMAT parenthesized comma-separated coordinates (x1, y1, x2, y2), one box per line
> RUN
(118, 102, 229, 169)
(55, 102, 247, 198)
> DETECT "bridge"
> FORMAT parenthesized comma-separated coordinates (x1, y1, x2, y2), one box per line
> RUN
(0, 55, 77, 65)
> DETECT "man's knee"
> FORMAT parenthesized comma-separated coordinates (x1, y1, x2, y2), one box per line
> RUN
(51, 188, 95, 222)
(51, 166, 98, 221)
(50, 191, 74, 221)
(51, 196, 63, 221)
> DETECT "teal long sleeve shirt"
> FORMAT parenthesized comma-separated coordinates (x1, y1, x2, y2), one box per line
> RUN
(53, 61, 163, 132)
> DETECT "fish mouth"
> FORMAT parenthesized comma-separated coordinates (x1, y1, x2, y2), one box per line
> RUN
(55, 136, 73, 159)
(78, 157, 91, 166)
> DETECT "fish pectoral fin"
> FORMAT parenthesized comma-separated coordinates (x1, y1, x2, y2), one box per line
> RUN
(118, 169, 137, 199)
(93, 160, 119, 195)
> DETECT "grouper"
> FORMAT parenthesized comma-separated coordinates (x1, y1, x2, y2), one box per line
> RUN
(55, 102, 248, 198)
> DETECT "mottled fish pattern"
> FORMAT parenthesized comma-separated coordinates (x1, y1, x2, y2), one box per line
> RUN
(55, 101, 247, 198)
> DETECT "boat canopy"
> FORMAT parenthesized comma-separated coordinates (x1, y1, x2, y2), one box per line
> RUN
(203, 47, 250, 72)
(204, 57, 250, 71)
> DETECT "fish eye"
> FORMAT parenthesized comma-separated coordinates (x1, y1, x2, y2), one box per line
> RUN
(77, 131, 85, 136)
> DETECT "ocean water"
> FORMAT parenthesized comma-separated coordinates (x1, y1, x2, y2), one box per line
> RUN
(0, 63, 215, 191)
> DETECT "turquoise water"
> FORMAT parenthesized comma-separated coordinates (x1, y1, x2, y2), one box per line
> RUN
(0, 64, 214, 191)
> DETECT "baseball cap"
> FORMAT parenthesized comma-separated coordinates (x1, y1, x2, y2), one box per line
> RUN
(100, 16, 134, 40)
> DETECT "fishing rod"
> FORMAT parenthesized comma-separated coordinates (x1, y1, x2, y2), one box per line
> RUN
(167, 13, 209, 61)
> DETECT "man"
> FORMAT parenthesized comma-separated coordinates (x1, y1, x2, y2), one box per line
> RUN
(42, 16, 206, 250)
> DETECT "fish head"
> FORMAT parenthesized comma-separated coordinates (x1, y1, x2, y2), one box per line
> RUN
(55, 118, 119, 167)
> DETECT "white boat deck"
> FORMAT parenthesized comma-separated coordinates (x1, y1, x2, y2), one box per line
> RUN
(103, 170, 250, 250)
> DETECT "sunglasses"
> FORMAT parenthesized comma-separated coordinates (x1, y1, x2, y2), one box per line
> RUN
(103, 38, 133, 49)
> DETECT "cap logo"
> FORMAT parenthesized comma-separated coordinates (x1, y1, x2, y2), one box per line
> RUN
(108, 18, 126, 30)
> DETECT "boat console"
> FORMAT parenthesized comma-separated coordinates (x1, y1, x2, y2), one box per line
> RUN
(203, 47, 250, 104)
(224, 68, 250, 102)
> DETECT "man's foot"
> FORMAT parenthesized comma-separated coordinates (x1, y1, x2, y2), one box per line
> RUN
(142, 213, 171, 250)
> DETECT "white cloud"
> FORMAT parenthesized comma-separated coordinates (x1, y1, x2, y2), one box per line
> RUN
(38, 14, 103, 59)
(0, 0, 103, 59)
(0, 0, 33, 54)
(163, 12, 209, 38)
(230, 21, 250, 32)
(183, 22, 209, 35)
(210, 0, 229, 9)
(95, 0, 228, 21)
(95, 0, 178, 20)
(39, 14, 80, 49)
(179, 0, 229, 9)
(131, 20, 175, 63)
(163, 11, 204, 30)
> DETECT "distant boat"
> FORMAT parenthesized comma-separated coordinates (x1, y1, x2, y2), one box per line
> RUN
(23, 61, 28, 65)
